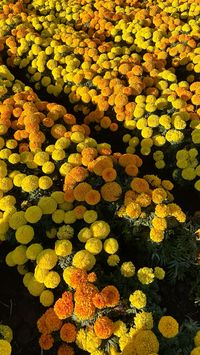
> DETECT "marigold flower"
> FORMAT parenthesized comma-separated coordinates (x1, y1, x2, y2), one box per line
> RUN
(101, 182, 122, 202)
(152, 188, 167, 204)
(100, 285, 120, 307)
(121, 262, 135, 277)
(0, 339, 12, 355)
(73, 182, 92, 201)
(158, 316, 179, 338)
(85, 189, 101, 205)
(126, 202, 141, 219)
(93, 156, 113, 176)
(94, 316, 114, 339)
(76, 328, 102, 353)
(137, 267, 154, 285)
(72, 250, 96, 271)
(54, 292, 74, 320)
(134, 311, 154, 330)
(129, 290, 147, 309)
(39, 334, 54, 350)
(63, 266, 88, 288)
(133, 330, 159, 355)
(57, 344, 75, 355)
(60, 323, 77, 343)
(131, 178, 150, 193)
(74, 301, 96, 320)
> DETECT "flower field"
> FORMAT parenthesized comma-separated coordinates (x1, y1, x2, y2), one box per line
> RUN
(0, 0, 200, 354)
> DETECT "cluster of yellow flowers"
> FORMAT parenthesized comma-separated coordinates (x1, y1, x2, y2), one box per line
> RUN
(173, 147, 200, 190)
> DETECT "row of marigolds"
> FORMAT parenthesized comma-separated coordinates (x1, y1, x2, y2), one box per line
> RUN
(0, 0, 200, 189)
(0, 85, 199, 353)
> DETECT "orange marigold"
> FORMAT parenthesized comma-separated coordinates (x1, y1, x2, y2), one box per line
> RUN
(73, 182, 92, 201)
(92, 293, 107, 309)
(57, 344, 75, 355)
(39, 334, 54, 350)
(119, 154, 142, 168)
(131, 178, 150, 193)
(102, 167, 117, 182)
(74, 283, 98, 303)
(45, 308, 63, 332)
(63, 267, 88, 289)
(37, 314, 49, 335)
(54, 292, 74, 320)
(101, 182, 122, 202)
(69, 167, 88, 182)
(60, 323, 77, 343)
(125, 164, 139, 177)
(101, 285, 120, 307)
(85, 189, 101, 205)
(93, 156, 113, 176)
(94, 316, 114, 339)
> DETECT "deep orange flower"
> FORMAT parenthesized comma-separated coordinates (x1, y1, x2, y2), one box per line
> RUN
(119, 154, 142, 168)
(102, 167, 117, 182)
(125, 164, 139, 177)
(74, 301, 96, 320)
(73, 205, 87, 219)
(60, 323, 77, 343)
(85, 189, 101, 205)
(74, 283, 98, 303)
(64, 189, 75, 203)
(101, 286, 120, 307)
(39, 334, 54, 350)
(69, 166, 88, 182)
(101, 182, 122, 202)
(57, 344, 75, 355)
(37, 314, 49, 335)
(92, 293, 106, 309)
(63, 267, 88, 289)
(54, 292, 74, 320)
(45, 308, 63, 332)
(94, 316, 114, 339)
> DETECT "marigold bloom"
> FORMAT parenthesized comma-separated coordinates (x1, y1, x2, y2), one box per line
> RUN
(39, 334, 54, 350)
(101, 285, 120, 307)
(63, 267, 88, 289)
(101, 182, 122, 202)
(57, 344, 75, 355)
(158, 316, 179, 338)
(131, 178, 150, 193)
(94, 316, 114, 339)
(54, 292, 74, 320)
(60, 323, 77, 343)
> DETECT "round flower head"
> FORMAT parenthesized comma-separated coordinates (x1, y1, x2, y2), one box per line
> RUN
(0, 325, 13, 342)
(121, 262, 135, 277)
(134, 311, 154, 330)
(190, 347, 200, 355)
(44, 271, 61, 289)
(0, 339, 12, 355)
(129, 290, 147, 309)
(85, 238, 103, 255)
(137, 267, 154, 285)
(104, 238, 119, 254)
(40, 290, 54, 307)
(15, 225, 34, 244)
(25, 206, 43, 223)
(90, 220, 110, 239)
(154, 267, 165, 280)
(55, 240, 72, 257)
(134, 330, 159, 355)
(26, 244, 43, 260)
(38, 196, 57, 214)
(94, 316, 114, 339)
(158, 316, 179, 338)
(194, 330, 200, 347)
(72, 250, 96, 271)
(37, 249, 58, 270)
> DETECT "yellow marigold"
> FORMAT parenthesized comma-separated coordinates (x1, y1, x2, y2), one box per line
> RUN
(134, 311, 154, 330)
(38, 196, 57, 214)
(27, 276, 45, 296)
(126, 202, 141, 219)
(39, 289, 54, 307)
(137, 267, 154, 285)
(152, 188, 167, 204)
(113, 321, 127, 337)
(104, 238, 119, 254)
(107, 254, 120, 267)
(44, 271, 61, 289)
(0, 325, 13, 342)
(136, 193, 152, 207)
(34, 265, 49, 283)
(121, 262, 135, 277)
(129, 290, 147, 309)
(57, 225, 74, 240)
(121, 337, 137, 355)
(83, 210, 98, 224)
(36, 249, 58, 270)
(154, 204, 169, 218)
(9, 211, 26, 230)
(55, 240, 72, 257)
(194, 330, 200, 347)
(15, 225, 34, 244)
(25, 205, 43, 223)
(94, 316, 114, 339)
(76, 328, 102, 353)
(152, 217, 167, 231)
(85, 238, 103, 255)
(21, 175, 39, 192)
(72, 250, 96, 271)
(158, 316, 179, 338)
(119, 333, 132, 351)
(133, 330, 159, 355)
(12, 245, 27, 265)
(26, 243, 43, 261)
(190, 347, 200, 355)
(150, 228, 165, 243)
(0, 340, 12, 355)
(154, 267, 165, 280)
(90, 220, 110, 239)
